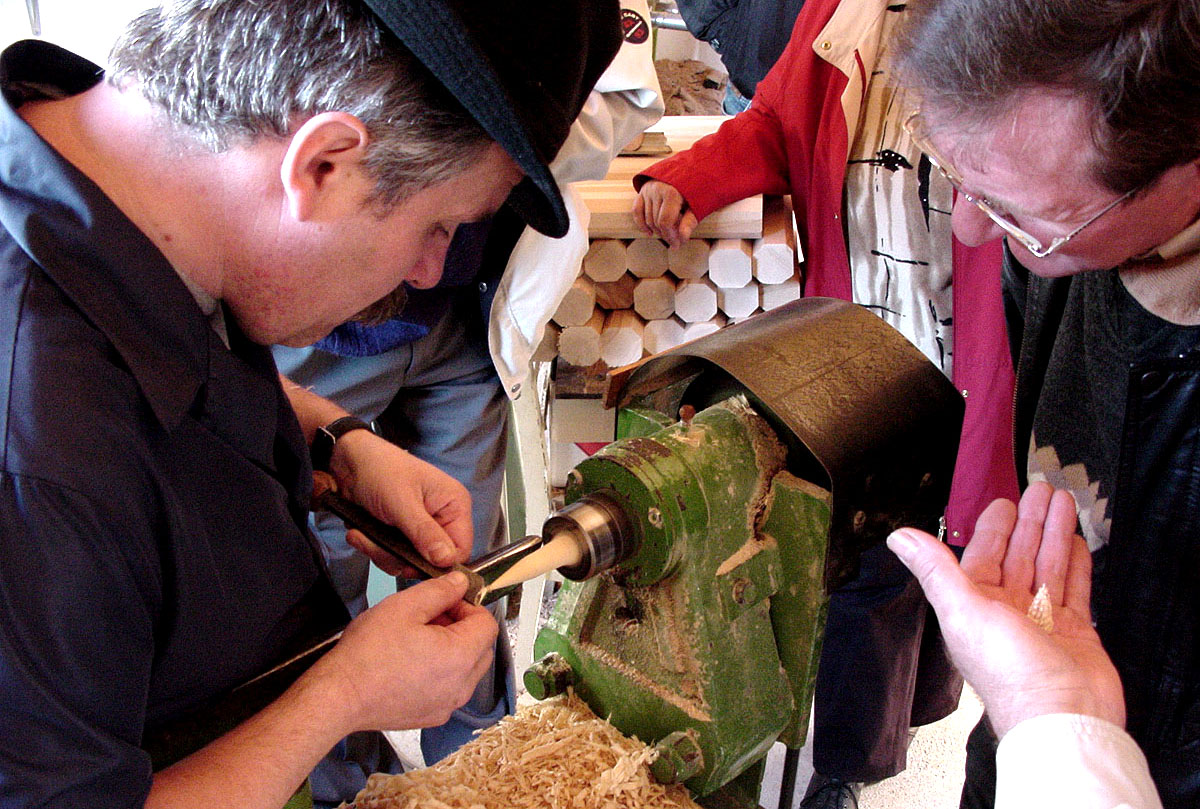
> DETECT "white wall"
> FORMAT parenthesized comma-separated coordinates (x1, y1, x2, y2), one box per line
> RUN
(1, 0, 152, 65)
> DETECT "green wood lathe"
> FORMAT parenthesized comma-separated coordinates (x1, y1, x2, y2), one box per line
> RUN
(517, 297, 963, 808)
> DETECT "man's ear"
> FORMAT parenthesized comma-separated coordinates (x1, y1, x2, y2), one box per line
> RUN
(280, 112, 371, 222)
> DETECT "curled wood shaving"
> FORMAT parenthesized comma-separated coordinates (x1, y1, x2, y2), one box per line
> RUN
(339, 693, 702, 809)
(1027, 583, 1054, 634)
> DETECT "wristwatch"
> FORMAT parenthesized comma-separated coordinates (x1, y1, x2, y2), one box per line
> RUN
(311, 416, 375, 473)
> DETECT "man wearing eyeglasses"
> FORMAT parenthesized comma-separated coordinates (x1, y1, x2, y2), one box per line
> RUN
(632, 1, 1020, 806)
(896, 1, 1200, 808)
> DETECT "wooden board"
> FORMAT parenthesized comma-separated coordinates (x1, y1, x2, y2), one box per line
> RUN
(576, 115, 763, 240)
(578, 189, 762, 240)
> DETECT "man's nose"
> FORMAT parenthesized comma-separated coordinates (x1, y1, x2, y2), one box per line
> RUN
(408, 231, 452, 289)
(951, 196, 1007, 247)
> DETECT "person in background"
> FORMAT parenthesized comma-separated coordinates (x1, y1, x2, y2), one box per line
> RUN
(0, 1, 620, 807)
(272, 3, 663, 797)
(673, 0, 805, 113)
(634, 2, 1019, 806)
(890, 482, 1163, 809)
(893, 1, 1200, 806)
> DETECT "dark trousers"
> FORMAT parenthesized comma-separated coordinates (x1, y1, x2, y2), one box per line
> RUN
(812, 541, 964, 781)
(959, 718, 998, 809)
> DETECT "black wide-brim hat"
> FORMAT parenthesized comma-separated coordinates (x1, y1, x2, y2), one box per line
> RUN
(362, 0, 622, 238)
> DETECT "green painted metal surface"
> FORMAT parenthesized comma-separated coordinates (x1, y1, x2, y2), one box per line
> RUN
(532, 395, 832, 805)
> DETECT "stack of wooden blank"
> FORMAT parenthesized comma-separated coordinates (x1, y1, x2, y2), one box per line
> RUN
(543, 196, 802, 368)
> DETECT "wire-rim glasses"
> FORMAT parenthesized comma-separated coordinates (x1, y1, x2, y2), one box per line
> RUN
(902, 111, 1135, 258)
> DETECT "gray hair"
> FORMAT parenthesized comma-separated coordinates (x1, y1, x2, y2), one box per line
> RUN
(895, 0, 1200, 194)
(108, 0, 492, 207)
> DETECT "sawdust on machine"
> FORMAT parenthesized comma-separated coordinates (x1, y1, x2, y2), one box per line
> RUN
(339, 692, 704, 809)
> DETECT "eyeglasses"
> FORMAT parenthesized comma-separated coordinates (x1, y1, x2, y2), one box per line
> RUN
(902, 111, 1136, 258)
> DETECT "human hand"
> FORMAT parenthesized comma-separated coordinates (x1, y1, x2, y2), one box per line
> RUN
(331, 430, 473, 572)
(634, 180, 698, 247)
(314, 572, 498, 733)
(887, 482, 1125, 737)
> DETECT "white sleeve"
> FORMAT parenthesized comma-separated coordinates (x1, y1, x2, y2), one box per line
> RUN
(548, 0, 664, 184)
(487, 185, 591, 399)
(996, 714, 1162, 809)
(487, 2, 664, 395)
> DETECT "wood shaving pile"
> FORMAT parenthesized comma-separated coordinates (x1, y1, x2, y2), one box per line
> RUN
(340, 693, 703, 809)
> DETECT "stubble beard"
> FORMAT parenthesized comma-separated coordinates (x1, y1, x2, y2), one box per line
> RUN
(350, 283, 409, 326)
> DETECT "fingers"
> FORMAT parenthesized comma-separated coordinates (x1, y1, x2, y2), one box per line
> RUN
(657, 194, 686, 246)
(677, 211, 699, 244)
(1001, 482, 1054, 593)
(959, 486, 1084, 608)
(634, 181, 690, 246)
(1063, 533, 1093, 617)
(401, 571, 475, 624)
(345, 528, 415, 578)
(633, 192, 651, 236)
(462, 642, 496, 697)
(645, 189, 678, 241)
(1033, 488, 1079, 604)
(404, 510, 463, 568)
(441, 596, 499, 688)
(960, 497, 1018, 587)
(445, 599, 500, 647)
(335, 581, 499, 731)
(633, 183, 660, 237)
(428, 500, 474, 564)
(887, 527, 978, 627)
(382, 472, 472, 568)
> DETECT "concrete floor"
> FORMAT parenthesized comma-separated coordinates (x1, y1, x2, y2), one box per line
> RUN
(755, 688, 983, 809)
(665, 684, 983, 809)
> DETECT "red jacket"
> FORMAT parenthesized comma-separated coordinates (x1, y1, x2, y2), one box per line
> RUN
(637, 0, 1017, 544)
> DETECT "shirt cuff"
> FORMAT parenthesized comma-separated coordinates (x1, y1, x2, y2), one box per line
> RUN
(996, 713, 1162, 809)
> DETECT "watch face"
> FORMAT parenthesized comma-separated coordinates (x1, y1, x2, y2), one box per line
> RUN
(621, 9, 650, 44)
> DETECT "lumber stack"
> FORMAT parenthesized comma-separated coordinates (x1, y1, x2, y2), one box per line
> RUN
(542, 195, 802, 370)
(541, 114, 803, 455)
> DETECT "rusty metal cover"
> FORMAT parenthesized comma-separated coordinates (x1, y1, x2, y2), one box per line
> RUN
(615, 298, 963, 591)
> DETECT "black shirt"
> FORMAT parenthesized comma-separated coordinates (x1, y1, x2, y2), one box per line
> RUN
(0, 41, 345, 808)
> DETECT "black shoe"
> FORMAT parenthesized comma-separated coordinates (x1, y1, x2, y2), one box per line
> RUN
(798, 773, 862, 809)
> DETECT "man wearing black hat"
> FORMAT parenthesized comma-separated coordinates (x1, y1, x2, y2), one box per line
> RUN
(0, 1, 620, 807)
(270, 6, 662, 791)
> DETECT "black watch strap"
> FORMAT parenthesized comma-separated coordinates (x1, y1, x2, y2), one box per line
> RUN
(311, 416, 375, 473)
